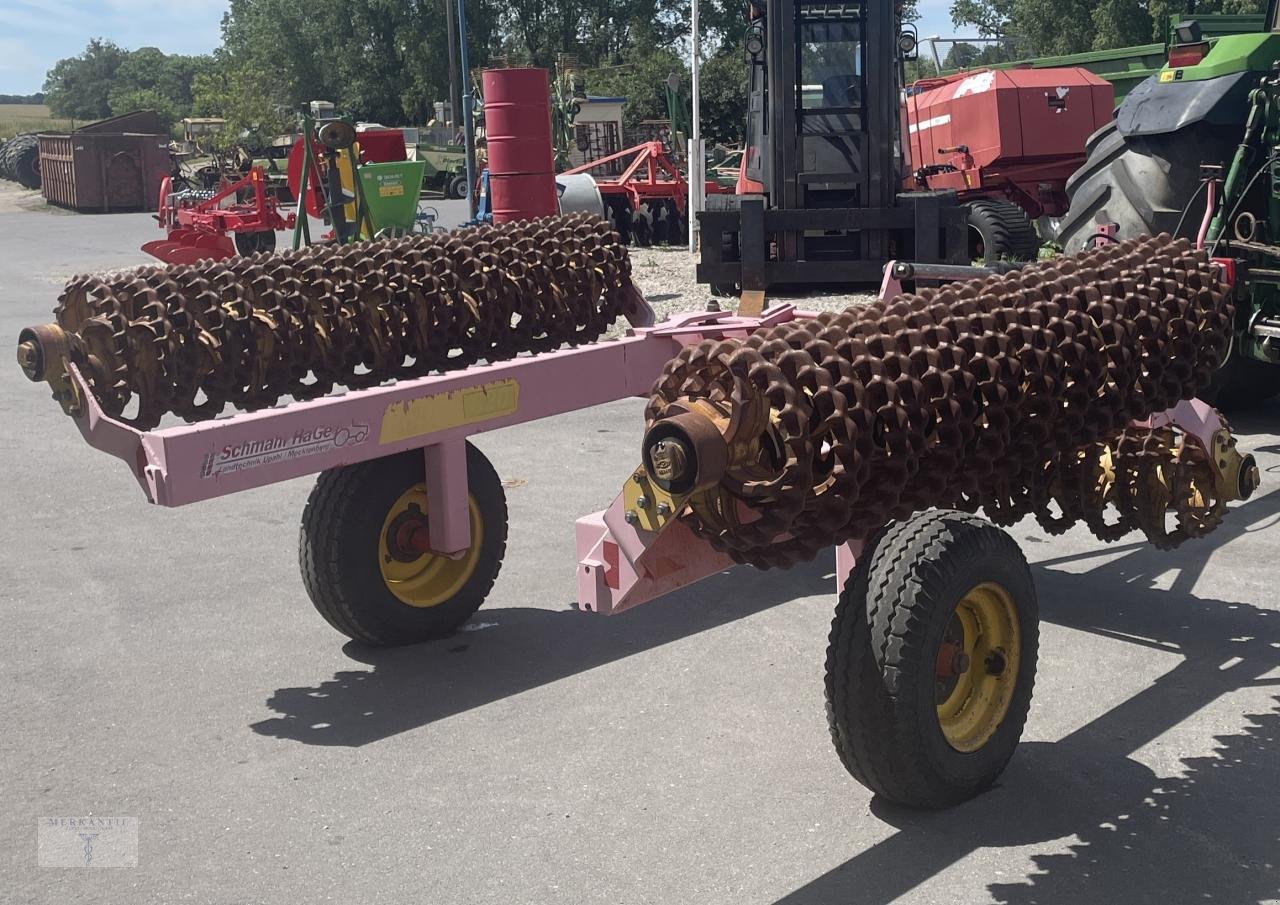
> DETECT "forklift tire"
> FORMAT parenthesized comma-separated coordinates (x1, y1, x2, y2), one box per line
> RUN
(299, 442, 508, 647)
(234, 230, 277, 257)
(825, 510, 1039, 809)
(447, 174, 469, 200)
(963, 199, 1040, 263)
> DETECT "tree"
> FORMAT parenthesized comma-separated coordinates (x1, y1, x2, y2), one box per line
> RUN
(106, 48, 215, 126)
(585, 47, 688, 137)
(218, 0, 498, 126)
(951, 0, 1267, 57)
(700, 48, 749, 145)
(191, 60, 295, 148)
(43, 39, 128, 120)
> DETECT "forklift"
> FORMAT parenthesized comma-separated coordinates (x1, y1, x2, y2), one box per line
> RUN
(698, 0, 968, 291)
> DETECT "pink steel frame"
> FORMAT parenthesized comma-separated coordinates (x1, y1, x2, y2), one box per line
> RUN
(58, 273, 1239, 615)
(60, 299, 813, 570)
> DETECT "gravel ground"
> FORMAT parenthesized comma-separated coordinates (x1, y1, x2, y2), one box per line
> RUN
(627, 245, 880, 325)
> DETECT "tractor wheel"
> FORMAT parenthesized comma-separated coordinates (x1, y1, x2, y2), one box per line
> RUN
(447, 174, 469, 200)
(1200, 332, 1280, 410)
(234, 230, 277, 257)
(1056, 120, 1236, 253)
(4, 134, 40, 189)
(825, 510, 1039, 809)
(963, 198, 1039, 264)
(299, 443, 508, 647)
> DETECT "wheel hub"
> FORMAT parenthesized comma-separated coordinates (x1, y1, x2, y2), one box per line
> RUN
(935, 582, 1021, 753)
(377, 483, 484, 608)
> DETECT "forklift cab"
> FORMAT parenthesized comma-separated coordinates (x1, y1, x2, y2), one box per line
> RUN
(703, 0, 964, 290)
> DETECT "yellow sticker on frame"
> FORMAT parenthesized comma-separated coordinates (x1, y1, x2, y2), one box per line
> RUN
(380, 379, 520, 444)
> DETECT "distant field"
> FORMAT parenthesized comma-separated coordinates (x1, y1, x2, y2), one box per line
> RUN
(0, 104, 74, 140)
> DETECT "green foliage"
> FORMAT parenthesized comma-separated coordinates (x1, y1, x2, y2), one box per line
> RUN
(107, 48, 214, 125)
(951, 0, 1267, 56)
(584, 47, 686, 134)
(43, 39, 128, 120)
(219, 0, 497, 126)
(190, 62, 295, 149)
(700, 50, 749, 146)
(42, 40, 211, 128)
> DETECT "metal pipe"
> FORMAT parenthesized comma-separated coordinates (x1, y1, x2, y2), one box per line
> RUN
(444, 0, 462, 132)
(457, 0, 477, 218)
(688, 0, 703, 252)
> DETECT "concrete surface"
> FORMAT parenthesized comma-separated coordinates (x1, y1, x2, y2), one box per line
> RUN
(2, 207, 1280, 904)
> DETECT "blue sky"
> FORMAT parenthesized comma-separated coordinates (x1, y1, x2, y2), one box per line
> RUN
(1, 0, 227, 94)
(2, 0, 961, 96)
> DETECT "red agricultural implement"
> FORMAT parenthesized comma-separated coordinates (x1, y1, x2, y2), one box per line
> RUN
(562, 141, 725, 245)
(143, 166, 296, 265)
(904, 68, 1114, 221)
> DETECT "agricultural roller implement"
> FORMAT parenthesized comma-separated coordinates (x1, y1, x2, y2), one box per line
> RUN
(16, 214, 1261, 808)
(561, 141, 726, 246)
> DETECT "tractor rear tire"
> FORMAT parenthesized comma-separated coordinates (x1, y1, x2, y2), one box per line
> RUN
(963, 198, 1040, 263)
(299, 443, 508, 647)
(2, 133, 40, 189)
(825, 510, 1039, 809)
(1056, 121, 1236, 253)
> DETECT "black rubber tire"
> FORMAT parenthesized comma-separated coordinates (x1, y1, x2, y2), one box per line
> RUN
(1200, 332, 1280, 410)
(963, 198, 1040, 263)
(234, 229, 277, 257)
(825, 510, 1039, 809)
(1056, 120, 1236, 253)
(1, 133, 40, 188)
(446, 174, 469, 200)
(299, 442, 508, 646)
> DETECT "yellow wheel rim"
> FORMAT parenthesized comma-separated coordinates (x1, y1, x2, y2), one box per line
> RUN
(377, 484, 483, 608)
(935, 582, 1021, 753)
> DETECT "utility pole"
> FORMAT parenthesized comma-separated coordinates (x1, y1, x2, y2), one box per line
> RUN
(457, 0, 477, 218)
(444, 0, 462, 131)
(688, 0, 703, 253)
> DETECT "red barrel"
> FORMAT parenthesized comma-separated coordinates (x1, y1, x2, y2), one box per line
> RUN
(482, 67, 558, 222)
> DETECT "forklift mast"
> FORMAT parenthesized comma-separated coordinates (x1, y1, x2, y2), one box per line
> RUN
(748, 0, 899, 211)
(698, 0, 965, 290)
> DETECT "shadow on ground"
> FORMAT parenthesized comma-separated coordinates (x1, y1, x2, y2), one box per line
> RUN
(253, 403, 1280, 903)
(251, 548, 834, 746)
(777, 487, 1280, 904)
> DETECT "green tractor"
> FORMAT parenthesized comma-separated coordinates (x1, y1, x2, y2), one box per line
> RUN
(1058, 1, 1280, 407)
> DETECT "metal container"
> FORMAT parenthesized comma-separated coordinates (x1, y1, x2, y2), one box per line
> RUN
(555, 173, 605, 218)
(357, 160, 427, 235)
(38, 110, 170, 213)
(482, 68, 557, 222)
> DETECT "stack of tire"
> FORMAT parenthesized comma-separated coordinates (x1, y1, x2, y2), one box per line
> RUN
(0, 133, 41, 189)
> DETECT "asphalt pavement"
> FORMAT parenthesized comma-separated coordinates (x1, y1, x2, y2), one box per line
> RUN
(3, 204, 1280, 903)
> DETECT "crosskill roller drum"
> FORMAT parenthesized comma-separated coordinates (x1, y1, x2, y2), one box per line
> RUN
(17, 221, 1260, 810)
(584, 233, 1260, 808)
